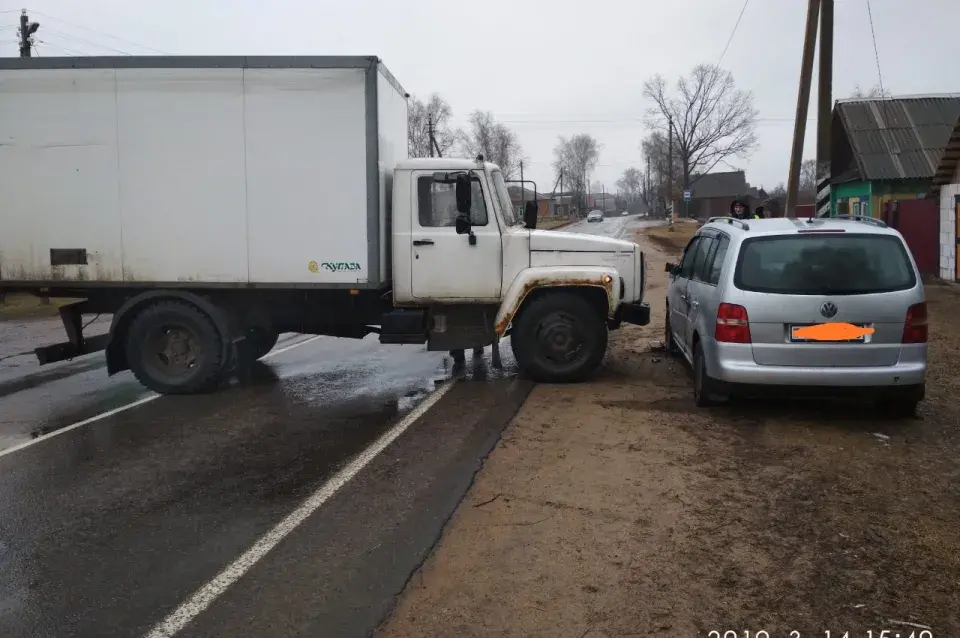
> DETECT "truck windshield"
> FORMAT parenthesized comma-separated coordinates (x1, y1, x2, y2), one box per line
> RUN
(492, 170, 521, 226)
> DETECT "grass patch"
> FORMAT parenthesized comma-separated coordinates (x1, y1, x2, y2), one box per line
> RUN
(538, 217, 576, 230)
(640, 222, 698, 255)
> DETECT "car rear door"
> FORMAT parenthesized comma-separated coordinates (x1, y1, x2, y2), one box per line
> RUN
(728, 230, 919, 367)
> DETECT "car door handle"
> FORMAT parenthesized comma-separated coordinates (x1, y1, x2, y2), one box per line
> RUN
(412, 239, 434, 246)
(680, 294, 687, 301)
(691, 300, 699, 308)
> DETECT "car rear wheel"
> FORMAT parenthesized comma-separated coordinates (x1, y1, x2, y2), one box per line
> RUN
(876, 396, 920, 419)
(693, 341, 727, 407)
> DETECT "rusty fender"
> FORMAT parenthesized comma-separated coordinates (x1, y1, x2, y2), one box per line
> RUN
(494, 266, 619, 335)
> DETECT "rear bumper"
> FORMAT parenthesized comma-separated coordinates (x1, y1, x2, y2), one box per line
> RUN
(704, 339, 927, 387)
(617, 301, 651, 326)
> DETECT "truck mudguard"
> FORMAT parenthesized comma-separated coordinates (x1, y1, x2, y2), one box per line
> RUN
(494, 266, 620, 336)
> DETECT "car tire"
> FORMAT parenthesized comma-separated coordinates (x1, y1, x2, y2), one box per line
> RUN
(876, 397, 920, 419)
(511, 291, 608, 383)
(693, 341, 726, 407)
(125, 300, 225, 395)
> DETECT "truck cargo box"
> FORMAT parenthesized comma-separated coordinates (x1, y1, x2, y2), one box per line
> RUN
(0, 56, 408, 288)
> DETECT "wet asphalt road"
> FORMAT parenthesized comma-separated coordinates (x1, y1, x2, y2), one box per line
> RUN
(0, 216, 651, 638)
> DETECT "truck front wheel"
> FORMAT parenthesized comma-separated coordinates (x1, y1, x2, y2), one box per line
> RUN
(511, 291, 608, 383)
(124, 300, 225, 394)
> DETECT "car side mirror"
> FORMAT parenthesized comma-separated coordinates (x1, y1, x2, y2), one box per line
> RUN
(523, 201, 538, 229)
(664, 262, 675, 273)
(455, 174, 472, 214)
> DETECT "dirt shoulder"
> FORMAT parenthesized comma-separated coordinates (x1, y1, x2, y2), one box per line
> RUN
(379, 225, 960, 637)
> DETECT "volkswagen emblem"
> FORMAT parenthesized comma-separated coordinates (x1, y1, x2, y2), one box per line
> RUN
(820, 302, 838, 318)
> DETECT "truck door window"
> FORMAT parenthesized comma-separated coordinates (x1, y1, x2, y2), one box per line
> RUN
(417, 176, 488, 227)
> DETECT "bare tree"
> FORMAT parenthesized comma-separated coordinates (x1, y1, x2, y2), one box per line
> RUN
(460, 110, 523, 178)
(616, 167, 642, 203)
(851, 84, 892, 99)
(800, 158, 818, 194)
(552, 134, 601, 214)
(768, 183, 787, 200)
(643, 64, 759, 190)
(408, 94, 458, 158)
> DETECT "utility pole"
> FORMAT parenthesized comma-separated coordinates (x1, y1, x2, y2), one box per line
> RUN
(559, 168, 564, 217)
(815, 0, 834, 217)
(427, 113, 434, 158)
(667, 115, 674, 224)
(18, 9, 39, 58)
(785, 0, 821, 217)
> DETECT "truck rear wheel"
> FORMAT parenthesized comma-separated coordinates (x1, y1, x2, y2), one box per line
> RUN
(124, 300, 225, 394)
(511, 291, 608, 383)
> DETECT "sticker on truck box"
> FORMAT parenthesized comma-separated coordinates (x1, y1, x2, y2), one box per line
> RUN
(308, 260, 362, 274)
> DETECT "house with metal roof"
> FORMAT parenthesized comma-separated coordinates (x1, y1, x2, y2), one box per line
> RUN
(828, 94, 960, 218)
(928, 115, 960, 280)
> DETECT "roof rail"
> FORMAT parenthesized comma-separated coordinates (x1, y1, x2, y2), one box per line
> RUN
(705, 216, 750, 231)
(819, 214, 888, 228)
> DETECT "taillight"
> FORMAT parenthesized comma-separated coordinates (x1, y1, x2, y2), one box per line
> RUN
(715, 303, 751, 343)
(902, 302, 928, 343)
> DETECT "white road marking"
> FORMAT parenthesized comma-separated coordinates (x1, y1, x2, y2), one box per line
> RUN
(0, 335, 323, 459)
(143, 377, 458, 638)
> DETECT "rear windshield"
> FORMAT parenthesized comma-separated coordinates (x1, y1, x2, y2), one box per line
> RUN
(733, 233, 916, 295)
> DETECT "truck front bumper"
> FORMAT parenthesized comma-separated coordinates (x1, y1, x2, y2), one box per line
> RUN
(615, 301, 650, 327)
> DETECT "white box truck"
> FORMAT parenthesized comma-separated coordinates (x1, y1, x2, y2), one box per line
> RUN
(0, 56, 650, 394)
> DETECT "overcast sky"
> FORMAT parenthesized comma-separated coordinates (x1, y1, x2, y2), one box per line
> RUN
(3, 0, 958, 195)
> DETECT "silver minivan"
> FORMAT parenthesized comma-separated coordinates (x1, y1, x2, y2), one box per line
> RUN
(664, 215, 927, 415)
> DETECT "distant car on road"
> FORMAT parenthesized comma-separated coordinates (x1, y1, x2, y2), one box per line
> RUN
(621, 211, 629, 216)
(663, 215, 927, 415)
(586, 210, 604, 223)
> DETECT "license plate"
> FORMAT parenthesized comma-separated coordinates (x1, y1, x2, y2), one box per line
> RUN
(789, 323, 870, 343)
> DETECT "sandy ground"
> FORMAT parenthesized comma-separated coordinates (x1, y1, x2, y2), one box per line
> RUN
(379, 223, 960, 637)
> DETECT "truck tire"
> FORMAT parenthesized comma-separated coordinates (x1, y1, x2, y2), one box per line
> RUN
(248, 328, 280, 360)
(511, 291, 608, 383)
(124, 300, 225, 394)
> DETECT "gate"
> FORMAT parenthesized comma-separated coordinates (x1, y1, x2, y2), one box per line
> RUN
(882, 199, 939, 275)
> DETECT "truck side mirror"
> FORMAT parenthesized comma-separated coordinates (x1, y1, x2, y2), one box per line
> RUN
(455, 215, 471, 235)
(523, 201, 538, 229)
(455, 174, 472, 214)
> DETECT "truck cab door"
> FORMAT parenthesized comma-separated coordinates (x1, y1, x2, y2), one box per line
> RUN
(410, 171, 503, 301)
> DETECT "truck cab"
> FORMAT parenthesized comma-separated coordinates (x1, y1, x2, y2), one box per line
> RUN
(382, 156, 649, 382)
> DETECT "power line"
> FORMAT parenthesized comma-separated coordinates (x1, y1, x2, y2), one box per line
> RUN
(41, 26, 132, 55)
(35, 39, 86, 56)
(865, 0, 885, 95)
(26, 9, 169, 54)
(717, 0, 751, 66)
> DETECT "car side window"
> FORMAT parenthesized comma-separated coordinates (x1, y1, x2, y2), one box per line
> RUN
(692, 235, 716, 282)
(706, 235, 731, 285)
(678, 237, 703, 279)
(417, 176, 489, 227)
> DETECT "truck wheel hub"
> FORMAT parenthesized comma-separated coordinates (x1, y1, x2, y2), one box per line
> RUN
(538, 312, 584, 362)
